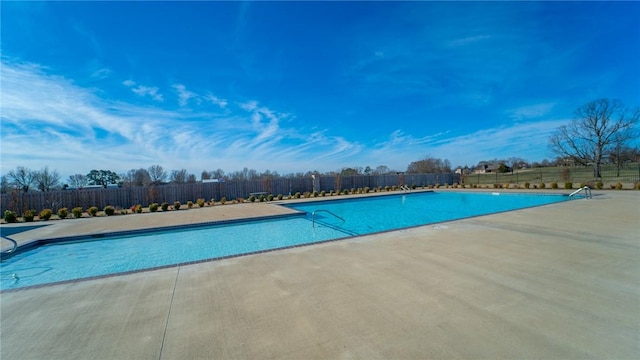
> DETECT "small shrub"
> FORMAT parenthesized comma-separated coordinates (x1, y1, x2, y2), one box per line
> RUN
(551, 182, 558, 189)
(320, 190, 326, 197)
(384, 186, 390, 191)
(57, 207, 68, 219)
(342, 189, 349, 195)
(72, 207, 83, 218)
(259, 195, 265, 202)
(277, 194, 283, 200)
(564, 182, 572, 189)
(524, 182, 530, 189)
(23, 209, 36, 222)
(120, 209, 129, 215)
(248, 195, 256, 203)
(364, 187, 370, 193)
(220, 197, 227, 205)
(267, 194, 274, 201)
(236, 198, 244, 203)
(304, 192, 311, 198)
(615, 182, 623, 190)
(173, 201, 181, 210)
(187, 201, 194, 208)
(161, 202, 170, 211)
(197, 198, 206, 207)
(294, 192, 301, 199)
(149, 203, 159, 212)
(493, 183, 500, 189)
(538, 183, 546, 189)
(104, 205, 115, 216)
(596, 182, 603, 190)
(635, 182, 640, 190)
(39, 209, 53, 220)
(4, 210, 17, 223)
(312, 191, 319, 197)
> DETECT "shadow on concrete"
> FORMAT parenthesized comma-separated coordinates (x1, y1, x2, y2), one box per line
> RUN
(0, 224, 51, 238)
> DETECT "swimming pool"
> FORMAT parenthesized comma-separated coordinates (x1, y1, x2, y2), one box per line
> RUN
(1, 191, 572, 290)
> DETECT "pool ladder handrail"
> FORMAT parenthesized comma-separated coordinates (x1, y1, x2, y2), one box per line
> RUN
(569, 186, 592, 199)
(2, 237, 18, 253)
(311, 210, 345, 228)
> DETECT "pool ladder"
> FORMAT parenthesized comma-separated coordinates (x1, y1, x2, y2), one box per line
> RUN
(569, 186, 592, 199)
(311, 210, 345, 228)
(2, 237, 18, 253)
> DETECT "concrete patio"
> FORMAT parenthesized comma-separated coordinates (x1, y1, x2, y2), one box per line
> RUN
(1, 191, 639, 359)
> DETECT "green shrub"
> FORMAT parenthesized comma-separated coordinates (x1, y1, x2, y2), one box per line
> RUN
(39, 209, 53, 220)
(596, 182, 603, 190)
(23, 209, 36, 222)
(104, 205, 115, 216)
(312, 191, 319, 197)
(524, 182, 530, 189)
(493, 183, 500, 189)
(384, 186, 390, 191)
(364, 187, 370, 193)
(635, 182, 640, 190)
(133, 204, 143, 213)
(161, 202, 170, 211)
(267, 194, 274, 201)
(149, 203, 159, 212)
(57, 207, 68, 219)
(550, 182, 558, 189)
(248, 195, 256, 203)
(72, 207, 83, 218)
(220, 197, 227, 205)
(187, 201, 194, 208)
(320, 190, 326, 197)
(342, 189, 349, 195)
(294, 192, 301, 199)
(564, 182, 572, 189)
(538, 183, 546, 189)
(4, 210, 17, 223)
(173, 201, 181, 210)
(615, 182, 623, 190)
(304, 192, 311, 198)
(277, 194, 283, 200)
(88, 206, 99, 216)
(197, 198, 206, 207)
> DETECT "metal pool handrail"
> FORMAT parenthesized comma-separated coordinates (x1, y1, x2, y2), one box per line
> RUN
(311, 210, 345, 228)
(2, 237, 18, 253)
(569, 186, 592, 199)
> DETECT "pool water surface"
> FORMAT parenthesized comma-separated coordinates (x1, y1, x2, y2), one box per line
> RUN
(1, 191, 572, 290)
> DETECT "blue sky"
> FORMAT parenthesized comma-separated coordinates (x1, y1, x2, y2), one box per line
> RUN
(2, 1, 639, 179)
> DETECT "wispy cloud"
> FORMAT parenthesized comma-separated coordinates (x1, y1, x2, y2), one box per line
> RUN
(123, 80, 163, 101)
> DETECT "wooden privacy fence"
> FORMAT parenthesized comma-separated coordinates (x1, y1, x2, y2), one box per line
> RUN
(1, 173, 458, 215)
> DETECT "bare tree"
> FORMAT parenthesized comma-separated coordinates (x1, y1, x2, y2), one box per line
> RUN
(34, 166, 61, 191)
(68, 174, 89, 188)
(148, 165, 167, 185)
(7, 166, 36, 192)
(170, 169, 189, 184)
(406, 157, 452, 173)
(549, 99, 639, 178)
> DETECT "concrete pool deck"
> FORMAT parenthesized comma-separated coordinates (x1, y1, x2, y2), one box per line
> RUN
(1, 190, 639, 359)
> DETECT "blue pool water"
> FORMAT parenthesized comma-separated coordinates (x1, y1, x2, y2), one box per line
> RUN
(1, 192, 571, 290)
